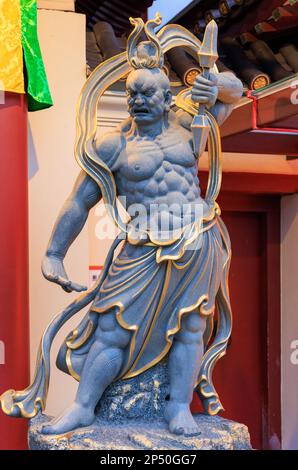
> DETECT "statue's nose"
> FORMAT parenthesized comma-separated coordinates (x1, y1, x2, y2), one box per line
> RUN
(134, 95, 144, 105)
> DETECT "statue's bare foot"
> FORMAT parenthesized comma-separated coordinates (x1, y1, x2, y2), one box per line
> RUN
(41, 402, 95, 435)
(165, 401, 201, 437)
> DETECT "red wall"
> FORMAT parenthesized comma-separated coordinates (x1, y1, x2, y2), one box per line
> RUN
(0, 93, 30, 450)
(192, 192, 281, 450)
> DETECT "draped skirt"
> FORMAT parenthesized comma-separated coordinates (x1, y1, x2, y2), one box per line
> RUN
(62, 218, 227, 381)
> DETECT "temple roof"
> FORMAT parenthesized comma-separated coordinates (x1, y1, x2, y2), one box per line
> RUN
(77, 0, 298, 155)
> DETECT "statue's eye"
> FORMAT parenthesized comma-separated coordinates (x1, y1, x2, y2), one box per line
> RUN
(144, 89, 154, 97)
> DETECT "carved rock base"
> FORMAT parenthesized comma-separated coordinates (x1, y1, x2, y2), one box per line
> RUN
(29, 413, 252, 450)
(29, 361, 252, 450)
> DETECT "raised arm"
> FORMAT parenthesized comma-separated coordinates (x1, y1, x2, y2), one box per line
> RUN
(42, 171, 101, 292)
(191, 71, 243, 125)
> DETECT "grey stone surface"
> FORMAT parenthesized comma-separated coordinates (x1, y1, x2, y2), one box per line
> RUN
(97, 359, 170, 422)
(29, 361, 252, 450)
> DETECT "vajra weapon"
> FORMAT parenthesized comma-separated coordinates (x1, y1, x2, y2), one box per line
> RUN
(191, 20, 219, 157)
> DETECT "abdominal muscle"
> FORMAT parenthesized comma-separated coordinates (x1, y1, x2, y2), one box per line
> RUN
(125, 192, 209, 245)
(114, 128, 210, 244)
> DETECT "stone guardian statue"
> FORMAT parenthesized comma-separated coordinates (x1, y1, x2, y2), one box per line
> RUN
(1, 14, 243, 441)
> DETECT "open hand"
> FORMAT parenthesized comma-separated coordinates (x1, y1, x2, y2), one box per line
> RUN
(191, 72, 218, 108)
(41, 254, 87, 293)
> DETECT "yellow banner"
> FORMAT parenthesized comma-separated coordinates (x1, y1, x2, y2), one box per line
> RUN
(0, 0, 25, 94)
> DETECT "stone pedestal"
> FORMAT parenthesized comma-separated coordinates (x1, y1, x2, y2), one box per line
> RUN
(29, 361, 252, 450)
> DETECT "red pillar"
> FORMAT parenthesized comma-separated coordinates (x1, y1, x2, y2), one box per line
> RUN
(0, 92, 30, 449)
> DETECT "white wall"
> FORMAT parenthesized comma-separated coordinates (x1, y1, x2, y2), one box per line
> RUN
(281, 193, 298, 450)
(88, 92, 129, 271)
(28, 9, 87, 416)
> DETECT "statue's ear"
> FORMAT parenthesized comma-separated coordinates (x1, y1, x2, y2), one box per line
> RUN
(164, 89, 172, 110)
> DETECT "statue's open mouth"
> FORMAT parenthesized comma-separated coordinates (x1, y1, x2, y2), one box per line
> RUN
(133, 108, 149, 115)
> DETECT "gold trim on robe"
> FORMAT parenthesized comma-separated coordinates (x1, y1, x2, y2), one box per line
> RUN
(63, 217, 226, 382)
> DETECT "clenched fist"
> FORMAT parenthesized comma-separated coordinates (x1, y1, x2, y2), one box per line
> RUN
(191, 72, 218, 109)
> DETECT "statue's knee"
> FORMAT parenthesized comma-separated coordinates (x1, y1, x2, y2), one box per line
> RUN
(177, 312, 206, 344)
(98, 312, 118, 332)
(184, 312, 205, 333)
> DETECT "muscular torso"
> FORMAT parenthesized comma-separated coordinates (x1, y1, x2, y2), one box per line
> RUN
(111, 116, 207, 241)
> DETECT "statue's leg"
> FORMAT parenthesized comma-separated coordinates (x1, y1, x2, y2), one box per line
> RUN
(42, 310, 131, 435)
(165, 311, 206, 436)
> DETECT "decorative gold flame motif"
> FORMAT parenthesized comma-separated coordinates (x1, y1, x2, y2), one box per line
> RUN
(127, 12, 164, 69)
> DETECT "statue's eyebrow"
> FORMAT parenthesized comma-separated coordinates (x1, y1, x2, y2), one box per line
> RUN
(127, 85, 136, 93)
(139, 85, 155, 94)
(144, 86, 155, 93)
(127, 83, 155, 94)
